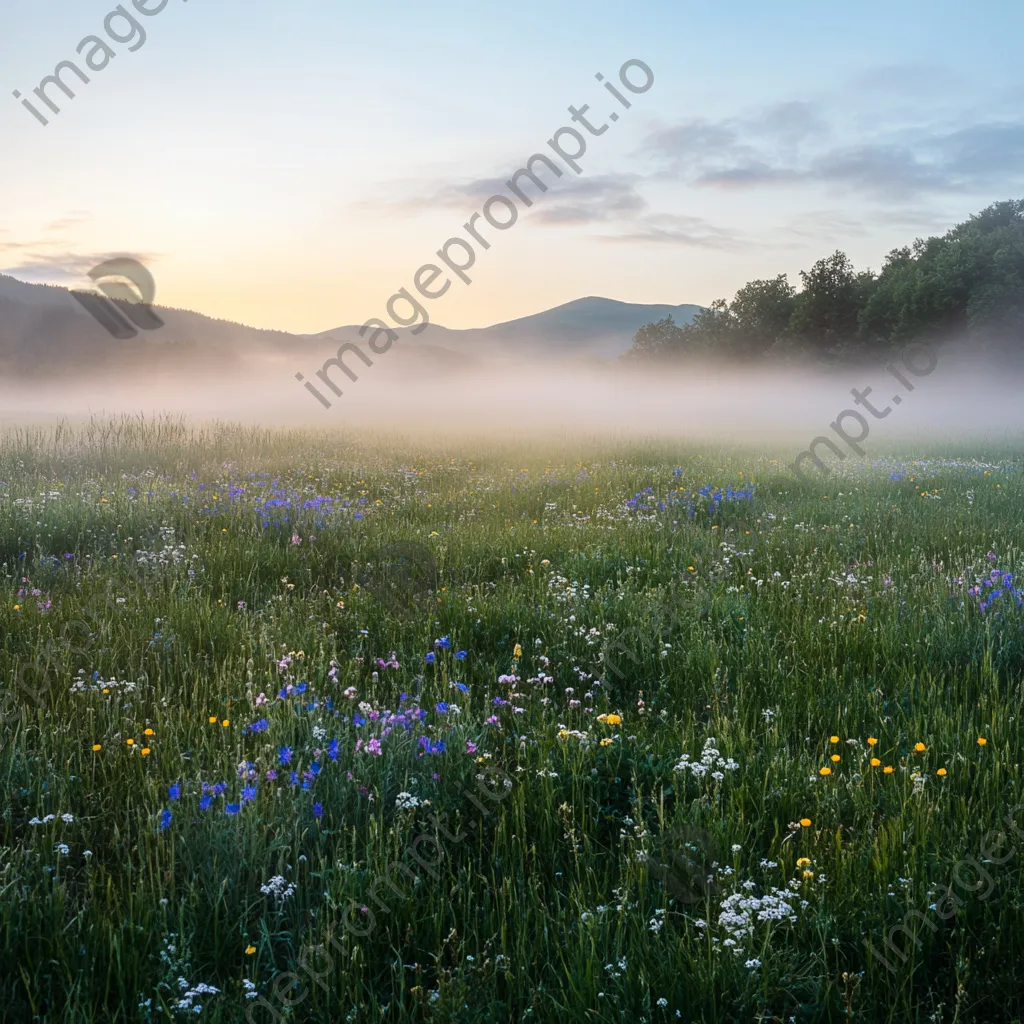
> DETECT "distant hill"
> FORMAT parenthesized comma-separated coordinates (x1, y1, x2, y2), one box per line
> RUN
(311, 297, 702, 363)
(0, 273, 701, 379)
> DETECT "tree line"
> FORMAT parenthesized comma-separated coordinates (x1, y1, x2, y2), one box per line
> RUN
(625, 200, 1024, 364)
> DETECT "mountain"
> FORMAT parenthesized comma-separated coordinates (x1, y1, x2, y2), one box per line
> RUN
(0, 273, 701, 379)
(311, 297, 702, 363)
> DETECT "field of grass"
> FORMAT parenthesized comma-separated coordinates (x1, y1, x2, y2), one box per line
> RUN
(2, 418, 1024, 1023)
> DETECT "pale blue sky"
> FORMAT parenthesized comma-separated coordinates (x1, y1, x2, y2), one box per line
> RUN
(2, 0, 1022, 332)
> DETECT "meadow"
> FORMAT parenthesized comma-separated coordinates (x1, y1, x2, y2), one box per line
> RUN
(2, 418, 1023, 1024)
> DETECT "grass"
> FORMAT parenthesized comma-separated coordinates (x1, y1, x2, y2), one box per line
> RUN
(1, 417, 1023, 1023)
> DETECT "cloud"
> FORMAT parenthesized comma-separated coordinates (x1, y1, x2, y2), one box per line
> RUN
(1, 250, 160, 285)
(640, 100, 1024, 202)
(598, 213, 744, 250)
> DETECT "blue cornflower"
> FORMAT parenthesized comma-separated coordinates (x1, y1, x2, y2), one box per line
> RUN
(245, 718, 270, 735)
(168, 783, 181, 802)
(435, 636, 452, 649)
(200, 795, 214, 812)
(225, 803, 241, 816)
(435, 702, 449, 714)
(455, 651, 467, 661)
(290, 771, 299, 786)
(159, 809, 172, 831)
(313, 802, 324, 819)
(425, 652, 436, 664)
(296, 683, 308, 694)
(278, 746, 293, 766)
(327, 739, 340, 761)
(212, 782, 228, 797)
(309, 761, 322, 776)
(241, 785, 257, 803)
(353, 714, 367, 727)
(454, 682, 469, 693)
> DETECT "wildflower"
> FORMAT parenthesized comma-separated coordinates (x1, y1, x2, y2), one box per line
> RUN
(159, 809, 172, 831)
(883, 766, 894, 774)
(144, 728, 155, 737)
(455, 650, 468, 660)
(208, 716, 217, 724)
(870, 757, 881, 767)
(796, 857, 811, 867)
(424, 652, 436, 664)
(221, 719, 230, 728)
(830, 735, 840, 744)
(830, 754, 841, 763)
(279, 747, 293, 766)
(977, 737, 988, 746)
(126, 738, 135, 746)
(513, 643, 523, 658)
(169, 784, 182, 801)
(245, 945, 256, 956)
(819, 767, 832, 776)
(937, 768, 947, 776)
(802, 870, 814, 880)
(91, 744, 102, 752)
(914, 742, 926, 752)
(600, 738, 613, 747)
(604, 714, 622, 726)
(867, 737, 878, 746)
(313, 802, 324, 819)
(200, 796, 214, 812)
(799, 818, 811, 827)
(225, 803, 241, 816)
(241, 786, 257, 803)
(141, 747, 151, 756)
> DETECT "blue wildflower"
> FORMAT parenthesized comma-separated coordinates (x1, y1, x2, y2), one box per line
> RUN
(225, 803, 241, 816)
(313, 802, 324, 819)
(435, 702, 449, 714)
(159, 809, 172, 831)
(168, 783, 181, 802)
(279, 746, 293, 766)
(200, 795, 214, 811)
(241, 785, 257, 803)
(436, 636, 452, 649)
(327, 739, 340, 761)
(425, 652, 436, 664)
(455, 651, 467, 661)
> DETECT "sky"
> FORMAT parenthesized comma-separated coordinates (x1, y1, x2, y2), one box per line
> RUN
(2, 0, 1023, 335)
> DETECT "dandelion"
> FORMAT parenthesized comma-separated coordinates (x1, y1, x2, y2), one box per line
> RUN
(819, 767, 832, 776)
(884, 766, 894, 774)
(830, 735, 840, 744)
(867, 737, 878, 746)
(141, 748, 151, 756)
(126, 738, 135, 746)
(91, 743, 102, 752)
(245, 945, 256, 956)
(800, 818, 811, 827)
(604, 714, 622, 726)
(977, 737, 988, 746)
(600, 738, 613, 747)
(208, 716, 217, 724)
(221, 720, 230, 728)
(937, 768, 947, 776)
(830, 754, 841, 763)
(796, 857, 811, 867)
(914, 742, 926, 752)
(870, 757, 881, 767)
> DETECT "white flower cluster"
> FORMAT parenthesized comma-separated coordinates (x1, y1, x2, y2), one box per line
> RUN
(71, 671, 139, 694)
(673, 738, 740, 781)
(395, 791, 421, 810)
(172, 979, 220, 1015)
(28, 812, 75, 825)
(259, 875, 297, 902)
(707, 883, 808, 957)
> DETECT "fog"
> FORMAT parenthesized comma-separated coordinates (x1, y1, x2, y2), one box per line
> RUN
(2, 340, 1023, 455)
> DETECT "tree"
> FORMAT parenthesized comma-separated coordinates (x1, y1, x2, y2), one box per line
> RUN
(790, 251, 861, 355)
(728, 274, 796, 357)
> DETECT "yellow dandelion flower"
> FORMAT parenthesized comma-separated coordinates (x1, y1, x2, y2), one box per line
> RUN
(799, 818, 811, 827)
(802, 870, 815, 879)
(870, 757, 881, 767)
(245, 945, 256, 956)
(600, 738, 613, 747)
(830, 735, 840, 744)
(977, 737, 988, 746)
(91, 743, 102, 752)
(221, 719, 230, 728)
(867, 737, 878, 746)
(883, 765, 894, 774)
(796, 857, 811, 867)
(141, 748, 151, 756)
(209, 716, 218, 724)
(819, 766, 832, 776)
(144, 728, 155, 737)
(937, 768, 947, 776)
(604, 714, 622, 726)
(830, 754, 841, 763)
(914, 742, 926, 752)
(513, 643, 523, 658)
(558, 729, 568, 739)
(126, 738, 134, 746)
